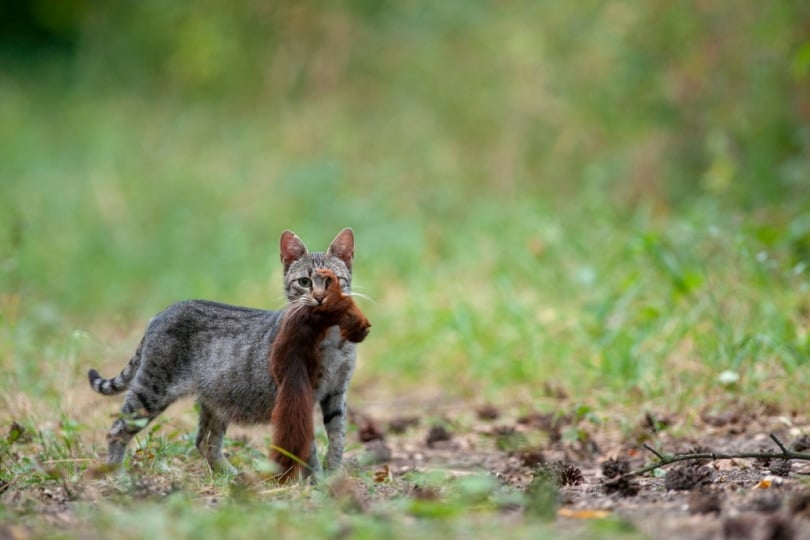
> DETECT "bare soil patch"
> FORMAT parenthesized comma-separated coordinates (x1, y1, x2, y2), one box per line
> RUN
(349, 398, 810, 539)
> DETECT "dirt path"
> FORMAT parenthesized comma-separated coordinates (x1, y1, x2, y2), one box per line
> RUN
(347, 398, 810, 539)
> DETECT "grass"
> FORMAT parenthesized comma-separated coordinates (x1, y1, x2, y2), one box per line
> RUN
(1, 1, 809, 537)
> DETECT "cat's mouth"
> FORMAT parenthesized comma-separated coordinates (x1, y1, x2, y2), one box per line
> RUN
(302, 296, 322, 307)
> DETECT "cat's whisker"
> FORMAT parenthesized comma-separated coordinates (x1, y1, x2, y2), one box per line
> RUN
(349, 286, 370, 293)
(286, 299, 310, 315)
(346, 291, 374, 303)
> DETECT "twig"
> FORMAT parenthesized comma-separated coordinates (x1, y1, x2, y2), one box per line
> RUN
(770, 433, 790, 454)
(604, 432, 810, 487)
(642, 443, 668, 462)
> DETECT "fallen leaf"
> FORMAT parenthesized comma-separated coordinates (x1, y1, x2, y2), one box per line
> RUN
(754, 479, 772, 489)
(558, 508, 611, 519)
(357, 414, 385, 442)
(753, 476, 784, 489)
(374, 465, 391, 483)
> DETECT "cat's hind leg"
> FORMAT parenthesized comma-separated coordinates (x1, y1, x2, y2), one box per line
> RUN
(105, 387, 169, 467)
(196, 403, 236, 475)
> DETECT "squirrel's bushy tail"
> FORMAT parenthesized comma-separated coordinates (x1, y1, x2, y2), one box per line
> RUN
(270, 359, 314, 482)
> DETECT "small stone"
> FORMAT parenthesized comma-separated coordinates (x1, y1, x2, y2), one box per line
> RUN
(476, 404, 500, 421)
(426, 425, 452, 447)
(769, 459, 792, 478)
(601, 457, 631, 479)
(664, 463, 714, 491)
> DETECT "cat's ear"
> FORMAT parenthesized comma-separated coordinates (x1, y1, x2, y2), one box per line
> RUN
(280, 230, 308, 271)
(327, 227, 354, 270)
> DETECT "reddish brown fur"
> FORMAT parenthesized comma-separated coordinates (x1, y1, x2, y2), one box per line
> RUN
(269, 268, 370, 482)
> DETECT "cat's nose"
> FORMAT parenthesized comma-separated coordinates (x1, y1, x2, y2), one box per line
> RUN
(312, 291, 326, 304)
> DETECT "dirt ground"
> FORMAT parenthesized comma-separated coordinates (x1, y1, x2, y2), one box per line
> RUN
(349, 397, 810, 540)
(3, 395, 810, 540)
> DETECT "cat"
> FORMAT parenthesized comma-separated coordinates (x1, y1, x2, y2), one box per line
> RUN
(88, 227, 362, 476)
(270, 267, 370, 482)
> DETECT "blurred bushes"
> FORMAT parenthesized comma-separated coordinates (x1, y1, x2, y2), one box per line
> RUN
(2, 1, 807, 208)
(0, 0, 805, 214)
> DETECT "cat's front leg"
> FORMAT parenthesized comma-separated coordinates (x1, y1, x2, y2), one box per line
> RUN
(307, 440, 322, 479)
(319, 390, 348, 471)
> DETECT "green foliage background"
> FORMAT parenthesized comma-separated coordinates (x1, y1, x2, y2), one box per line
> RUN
(1, 0, 810, 406)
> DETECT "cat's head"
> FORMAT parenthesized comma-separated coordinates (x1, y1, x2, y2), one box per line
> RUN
(280, 228, 354, 304)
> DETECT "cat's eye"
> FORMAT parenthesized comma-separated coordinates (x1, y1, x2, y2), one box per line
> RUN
(298, 277, 312, 287)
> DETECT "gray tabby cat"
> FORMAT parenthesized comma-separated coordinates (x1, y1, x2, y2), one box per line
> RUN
(88, 228, 357, 475)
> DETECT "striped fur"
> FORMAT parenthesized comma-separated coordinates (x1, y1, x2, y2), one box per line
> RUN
(88, 338, 144, 394)
(87, 228, 361, 477)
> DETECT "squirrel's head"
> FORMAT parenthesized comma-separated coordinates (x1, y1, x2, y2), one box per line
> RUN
(310, 268, 344, 308)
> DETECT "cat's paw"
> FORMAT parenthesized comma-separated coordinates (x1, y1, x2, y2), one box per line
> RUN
(211, 458, 238, 476)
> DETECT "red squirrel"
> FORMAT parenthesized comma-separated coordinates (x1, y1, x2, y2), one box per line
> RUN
(269, 267, 370, 482)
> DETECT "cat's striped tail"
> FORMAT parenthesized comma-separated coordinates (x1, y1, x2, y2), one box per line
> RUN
(87, 338, 144, 395)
